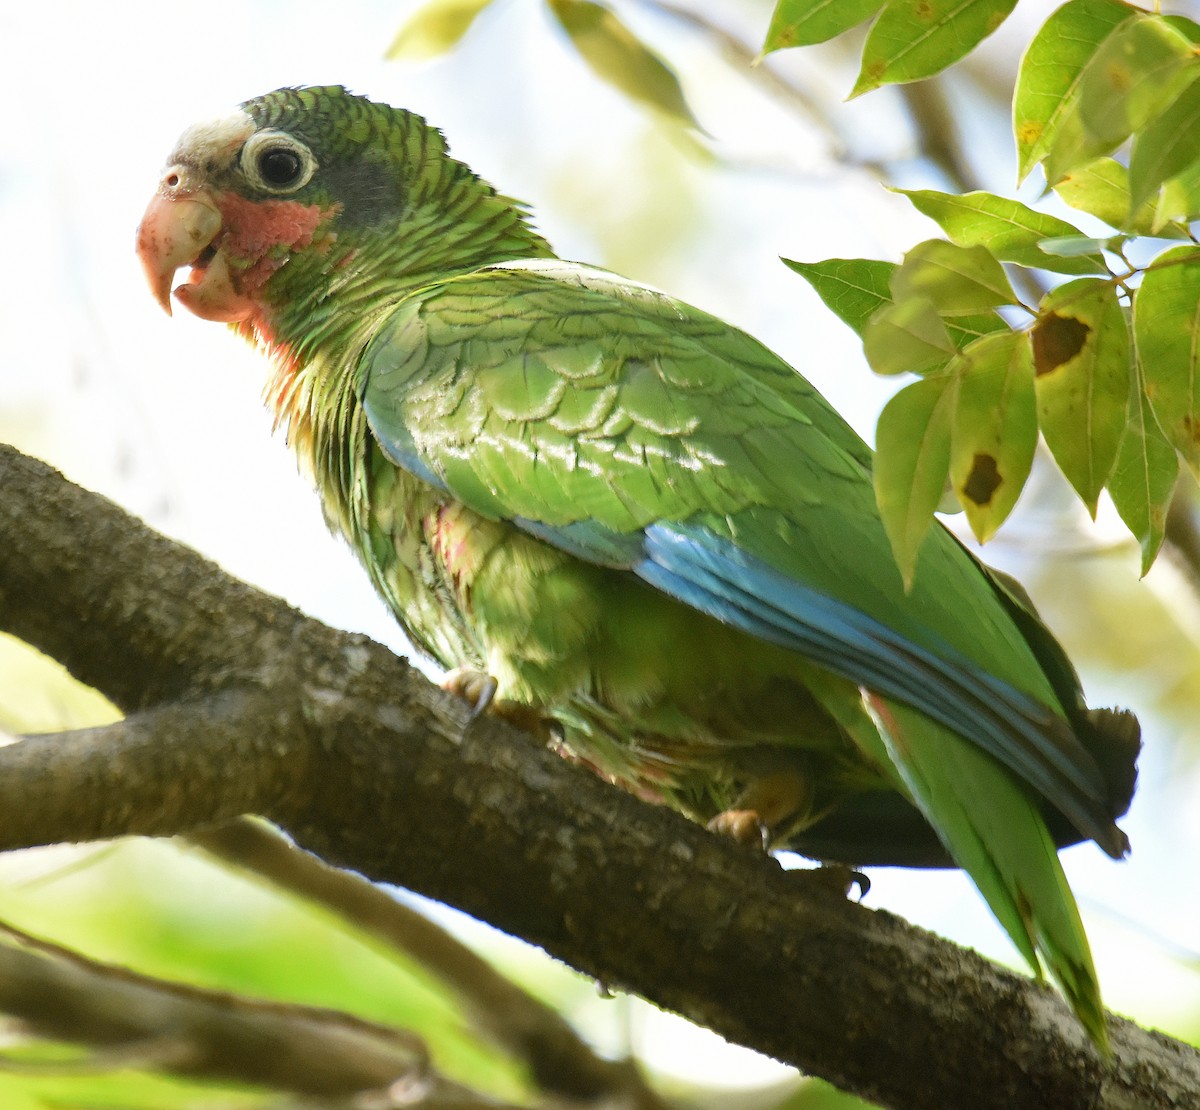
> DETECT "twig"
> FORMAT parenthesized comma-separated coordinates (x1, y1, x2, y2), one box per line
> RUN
(190, 819, 670, 1109)
(0, 918, 495, 1103)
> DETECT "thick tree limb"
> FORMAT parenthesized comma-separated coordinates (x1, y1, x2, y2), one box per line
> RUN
(1, 442, 1198, 1110)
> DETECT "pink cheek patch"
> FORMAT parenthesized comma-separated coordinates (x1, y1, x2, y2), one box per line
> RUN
(216, 193, 337, 291)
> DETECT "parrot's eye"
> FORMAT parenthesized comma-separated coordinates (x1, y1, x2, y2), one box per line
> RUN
(259, 148, 302, 187)
(240, 131, 317, 194)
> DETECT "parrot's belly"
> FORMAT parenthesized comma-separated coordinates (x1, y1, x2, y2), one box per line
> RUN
(351, 459, 856, 827)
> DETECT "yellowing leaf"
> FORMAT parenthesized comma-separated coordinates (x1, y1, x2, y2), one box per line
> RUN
(1134, 244, 1200, 478)
(890, 240, 1018, 315)
(1107, 381, 1178, 575)
(1042, 14, 1200, 185)
(863, 297, 954, 376)
(1129, 71, 1200, 211)
(875, 375, 957, 588)
(949, 331, 1036, 542)
(1052, 156, 1163, 234)
(1032, 278, 1131, 514)
(895, 189, 1108, 275)
(762, 0, 883, 53)
(548, 0, 700, 129)
(1014, 0, 1138, 181)
(386, 0, 497, 59)
(1156, 156, 1200, 228)
(852, 0, 1017, 97)
(944, 312, 1011, 350)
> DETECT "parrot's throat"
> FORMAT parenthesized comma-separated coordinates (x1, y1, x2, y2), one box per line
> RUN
(250, 304, 381, 487)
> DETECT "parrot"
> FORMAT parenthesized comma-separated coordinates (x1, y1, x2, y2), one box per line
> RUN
(137, 85, 1139, 1046)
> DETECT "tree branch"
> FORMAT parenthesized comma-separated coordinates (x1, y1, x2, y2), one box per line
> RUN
(1, 442, 1198, 1110)
(191, 818, 669, 1109)
(0, 920, 499, 1105)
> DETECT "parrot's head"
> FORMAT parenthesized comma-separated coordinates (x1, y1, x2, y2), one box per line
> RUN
(137, 86, 550, 339)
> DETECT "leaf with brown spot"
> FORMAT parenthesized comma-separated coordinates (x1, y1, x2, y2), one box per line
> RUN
(761, 0, 883, 54)
(1032, 278, 1131, 514)
(962, 454, 1001, 506)
(1052, 156, 1169, 235)
(1041, 14, 1200, 185)
(1013, 0, 1136, 181)
(1032, 312, 1091, 375)
(852, 0, 1017, 97)
(948, 330, 1036, 542)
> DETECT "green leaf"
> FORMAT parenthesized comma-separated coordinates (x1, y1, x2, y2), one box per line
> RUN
(1042, 14, 1200, 185)
(1107, 380, 1178, 575)
(852, 0, 1017, 96)
(1013, 0, 1138, 181)
(945, 311, 1011, 349)
(891, 239, 1018, 315)
(782, 257, 895, 337)
(1134, 244, 1200, 478)
(1037, 235, 1118, 257)
(863, 297, 954, 376)
(1052, 156, 1161, 233)
(1031, 278, 1130, 514)
(949, 331, 1037, 542)
(896, 189, 1109, 275)
(788, 255, 1007, 376)
(548, 0, 701, 129)
(762, 0, 883, 53)
(874, 374, 957, 588)
(385, 0, 497, 59)
(1155, 155, 1200, 227)
(1129, 70, 1200, 211)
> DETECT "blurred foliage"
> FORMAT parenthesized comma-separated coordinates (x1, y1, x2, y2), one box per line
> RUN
(4, 0, 1200, 1106)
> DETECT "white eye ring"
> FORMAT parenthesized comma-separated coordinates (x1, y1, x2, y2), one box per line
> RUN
(240, 130, 317, 194)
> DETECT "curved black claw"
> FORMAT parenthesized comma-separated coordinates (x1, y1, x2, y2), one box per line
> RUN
(442, 667, 499, 732)
(788, 863, 870, 901)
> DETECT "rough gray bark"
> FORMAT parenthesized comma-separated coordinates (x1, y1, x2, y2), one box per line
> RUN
(1, 442, 1197, 1110)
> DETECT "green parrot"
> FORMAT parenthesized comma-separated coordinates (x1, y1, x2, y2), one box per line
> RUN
(137, 86, 1138, 1045)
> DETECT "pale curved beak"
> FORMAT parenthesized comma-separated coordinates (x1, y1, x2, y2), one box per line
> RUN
(136, 167, 223, 316)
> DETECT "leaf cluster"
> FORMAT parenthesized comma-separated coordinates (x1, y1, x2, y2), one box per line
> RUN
(785, 1, 1200, 581)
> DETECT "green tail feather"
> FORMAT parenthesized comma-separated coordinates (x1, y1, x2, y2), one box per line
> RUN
(850, 693, 1108, 1050)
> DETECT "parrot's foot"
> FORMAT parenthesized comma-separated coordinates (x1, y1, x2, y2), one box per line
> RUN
(708, 809, 771, 849)
(442, 667, 497, 722)
(790, 863, 870, 900)
(707, 769, 811, 852)
(441, 668, 549, 736)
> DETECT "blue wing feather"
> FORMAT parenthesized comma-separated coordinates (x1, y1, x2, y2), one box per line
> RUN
(634, 522, 1115, 847)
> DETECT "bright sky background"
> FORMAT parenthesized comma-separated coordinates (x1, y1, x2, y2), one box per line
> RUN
(2, 0, 1199, 1084)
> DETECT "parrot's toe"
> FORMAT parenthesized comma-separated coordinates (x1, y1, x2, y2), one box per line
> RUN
(442, 667, 498, 721)
(442, 667, 550, 737)
(708, 808, 771, 849)
(790, 863, 870, 900)
(709, 768, 813, 850)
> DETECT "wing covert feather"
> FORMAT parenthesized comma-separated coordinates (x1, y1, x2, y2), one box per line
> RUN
(359, 260, 1120, 848)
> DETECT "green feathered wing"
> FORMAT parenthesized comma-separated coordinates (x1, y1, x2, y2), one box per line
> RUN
(357, 257, 1127, 1044)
